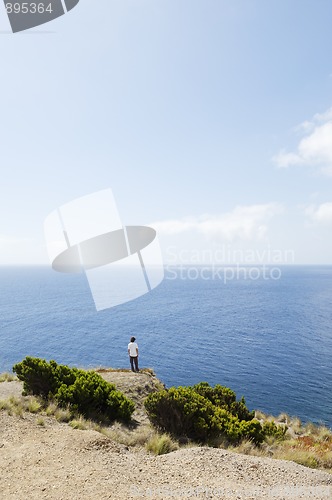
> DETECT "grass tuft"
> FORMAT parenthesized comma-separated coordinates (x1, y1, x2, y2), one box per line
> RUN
(146, 433, 178, 455)
(69, 416, 89, 430)
(54, 408, 72, 423)
(228, 412, 332, 472)
(45, 402, 58, 416)
(105, 425, 152, 447)
(0, 399, 13, 411)
(37, 417, 45, 426)
(26, 397, 42, 414)
(0, 372, 18, 383)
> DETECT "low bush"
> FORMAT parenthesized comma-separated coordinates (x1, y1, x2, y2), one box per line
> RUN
(262, 420, 288, 441)
(144, 383, 265, 444)
(193, 382, 255, 421)
(13, 357, 135, 423)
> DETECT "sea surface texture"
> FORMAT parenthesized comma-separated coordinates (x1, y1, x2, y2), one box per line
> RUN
(0, 266, 331, 428)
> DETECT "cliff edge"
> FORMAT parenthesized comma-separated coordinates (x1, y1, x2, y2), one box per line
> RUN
(0, 370, 331, 499)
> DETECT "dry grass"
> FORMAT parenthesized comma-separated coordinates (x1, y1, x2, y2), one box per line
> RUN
(104, 424, 153, 447)
(0, 395, 44, 418)
(1, 372, 331, 472)
(304, 423, 332, 441)
(95, 367, 156, 376)
(45, 402, 58, 416)
(68, 416, 102, 432)
(229, 439, 262, 457)
(0, 396, 24, 417)
(276, 412, 291, 425)
(289, 417, 303, 436)
(273, 445, 320, 469)
(230, 411, 332, 473)
(146, 433, 179, 455)
(54, 408, 72, 423)
(27, 397, 42, 414)
(69, 416, 89, 430)
(254, 410, 267, 421)
(0, 390, 154, 449)
(36, 417, 45, 426)
(0, 372, 18, 383)
(0, 399, 13, 412)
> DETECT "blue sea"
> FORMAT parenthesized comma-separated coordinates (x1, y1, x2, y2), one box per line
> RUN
(0, 265, 331, 428)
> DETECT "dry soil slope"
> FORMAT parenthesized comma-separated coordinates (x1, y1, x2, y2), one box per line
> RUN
(0, 371, 331, 499)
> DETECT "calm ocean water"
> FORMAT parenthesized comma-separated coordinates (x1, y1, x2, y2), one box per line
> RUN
(0, 265, 331, 428)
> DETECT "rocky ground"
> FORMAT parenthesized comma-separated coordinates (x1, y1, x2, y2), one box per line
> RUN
(0, 372, 331, 499)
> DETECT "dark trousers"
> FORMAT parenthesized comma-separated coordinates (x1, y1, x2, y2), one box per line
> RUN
(130, 356, 139, 372)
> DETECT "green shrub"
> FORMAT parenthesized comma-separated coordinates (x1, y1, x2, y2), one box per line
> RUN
(13, 357, 135, 423)
(144, 383, 264, 444)
(145, 386, 221, 442)
(193, 382, 254, 421)
(14, 357, 60, 397)
(262, 420, 288, 441)
(55, 369, 134, 422)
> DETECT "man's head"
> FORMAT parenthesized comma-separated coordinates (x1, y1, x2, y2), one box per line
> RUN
(130, 336, 136, 342)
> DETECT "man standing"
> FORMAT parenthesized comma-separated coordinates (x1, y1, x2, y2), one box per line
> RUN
(128, 336, 139, 372)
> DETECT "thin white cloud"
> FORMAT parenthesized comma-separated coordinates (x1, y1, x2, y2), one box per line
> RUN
(293, 120, 315, 135)
(306, 202, 332, 224)
(273, 107, 332, 175)
(151, 203, 283, 241)
(273, 150, 302, 168)
(314, 108, 332, 122)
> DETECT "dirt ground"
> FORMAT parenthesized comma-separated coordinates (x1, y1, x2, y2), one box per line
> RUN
(0, 372, 331, 500)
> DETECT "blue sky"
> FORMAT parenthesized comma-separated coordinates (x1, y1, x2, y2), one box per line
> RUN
(1, 0, 332, 265)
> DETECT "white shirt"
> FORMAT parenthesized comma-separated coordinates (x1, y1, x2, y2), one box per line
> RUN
(128, 342, 138, 357)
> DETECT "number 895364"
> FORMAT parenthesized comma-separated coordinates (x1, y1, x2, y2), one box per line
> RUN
(6, 3, 53, 14)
